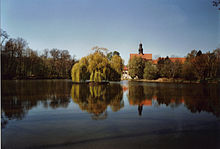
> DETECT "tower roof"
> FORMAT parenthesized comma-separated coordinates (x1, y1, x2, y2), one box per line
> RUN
(138, 43, 143, 54)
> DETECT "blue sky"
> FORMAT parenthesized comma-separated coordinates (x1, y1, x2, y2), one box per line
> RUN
(1, 0, 220, 64)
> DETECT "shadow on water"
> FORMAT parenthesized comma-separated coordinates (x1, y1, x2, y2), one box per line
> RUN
(1, 80, 72, 128)
(70, 84, 124, 120)
(127, 82, 220, 117)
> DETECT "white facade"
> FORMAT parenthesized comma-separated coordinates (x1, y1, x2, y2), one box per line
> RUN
(121, 70, 132, 80)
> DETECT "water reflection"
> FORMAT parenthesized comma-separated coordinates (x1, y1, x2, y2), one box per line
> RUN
(2, 80, 220, 149)
(127, 82, 220, 117)
(1, 80, 72, 128)
(70, 84, 124, 120)
(1, 80, 220, 129)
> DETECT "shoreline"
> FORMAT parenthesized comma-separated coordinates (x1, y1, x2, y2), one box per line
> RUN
(2, 78, 220, 84)
(2, 78, 72, 81)
(126, 78, 220, 84)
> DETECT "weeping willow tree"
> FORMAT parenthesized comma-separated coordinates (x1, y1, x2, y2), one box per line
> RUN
(71, 46, 124, 83)
(71, 57, 90, 82)
(87, 51, 110, 82)
(71, 63, 80, 82)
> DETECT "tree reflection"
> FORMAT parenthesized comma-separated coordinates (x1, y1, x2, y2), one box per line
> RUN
(128, 82, 220, 117)
(183, 84, 220, 117)
(1, 80, 72, 128)
(71, 84, 124, 120)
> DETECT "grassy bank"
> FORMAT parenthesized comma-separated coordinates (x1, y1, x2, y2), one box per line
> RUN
(128, 78, 220, 84)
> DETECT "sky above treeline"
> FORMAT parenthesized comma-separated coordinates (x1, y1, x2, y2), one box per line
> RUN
(1, 0, 220, 64)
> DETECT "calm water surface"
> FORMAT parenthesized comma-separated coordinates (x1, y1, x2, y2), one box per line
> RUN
(1, 80, 220, 149)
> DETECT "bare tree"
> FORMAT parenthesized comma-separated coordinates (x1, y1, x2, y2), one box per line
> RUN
(0, 29, 9, 50)
(91, 46, 108, 54)
(213, 0, 220, 10)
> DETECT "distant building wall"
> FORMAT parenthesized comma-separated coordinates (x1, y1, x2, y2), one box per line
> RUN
(121, 66, 131, 80)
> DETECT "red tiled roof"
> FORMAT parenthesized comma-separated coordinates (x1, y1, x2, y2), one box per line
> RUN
(152, 57, 186, 64)
(123, 66, 128, 71)
(130, 53, 152, 60)
(152, 60, 157, 64)
(169, 58, 186, 63)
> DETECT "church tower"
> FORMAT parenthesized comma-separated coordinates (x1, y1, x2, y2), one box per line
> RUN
(138, 43, 143, 55)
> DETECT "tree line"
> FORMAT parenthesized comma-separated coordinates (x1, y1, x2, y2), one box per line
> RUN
(128, 49, 220, 82)
(1, 29, 124, 81)
(1, 29, 76, 79)
(71, 46, 124, 82)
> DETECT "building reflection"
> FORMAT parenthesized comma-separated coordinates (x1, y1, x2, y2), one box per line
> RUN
(127, 82, 220, 117)
(1, 80, 72, 128)
(70, 84, 124, 120)
(128, 84, 154, 116)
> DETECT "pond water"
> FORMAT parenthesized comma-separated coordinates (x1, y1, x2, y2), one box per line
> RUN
(1, 80, 220, 149)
